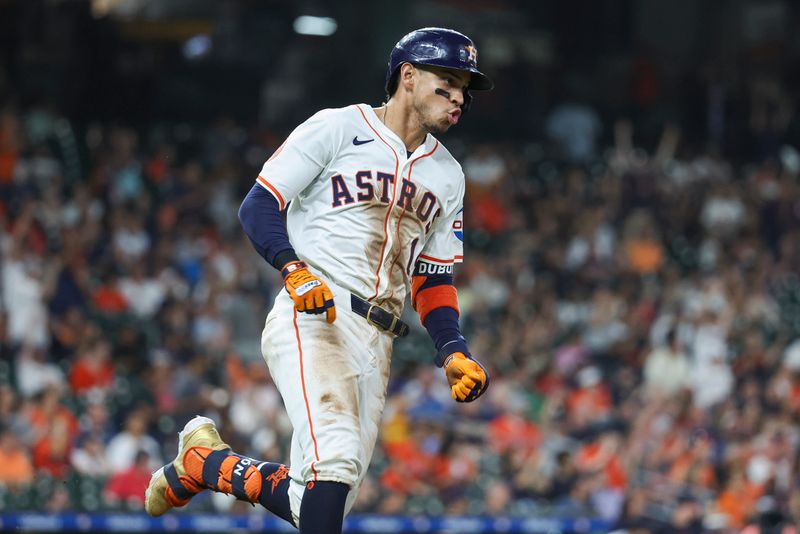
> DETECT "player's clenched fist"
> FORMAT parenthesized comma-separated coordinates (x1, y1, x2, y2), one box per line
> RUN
(443, 352, 489, 402)
(281, 261, 336, 323)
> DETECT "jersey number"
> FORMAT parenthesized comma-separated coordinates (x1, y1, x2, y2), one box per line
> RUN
(406, 238, 419, 275)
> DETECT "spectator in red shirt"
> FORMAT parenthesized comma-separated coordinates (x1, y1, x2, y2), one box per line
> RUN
(69, 337, 115, 395)
(91, 269, 129, 314)
(105, 450, 153, 508)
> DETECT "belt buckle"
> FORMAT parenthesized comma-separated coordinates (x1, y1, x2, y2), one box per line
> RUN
(366, 303, 399, 335)
(366, 304, 382, 329)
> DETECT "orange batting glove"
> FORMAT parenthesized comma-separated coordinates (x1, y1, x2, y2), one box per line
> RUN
(443, 352, 489, 402)
(281, 261, 336, 323)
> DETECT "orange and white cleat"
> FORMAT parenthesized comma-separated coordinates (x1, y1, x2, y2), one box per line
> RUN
(144, 416, 230, 516)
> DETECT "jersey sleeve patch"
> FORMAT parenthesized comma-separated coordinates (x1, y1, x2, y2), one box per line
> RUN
(453, 208, 463, 242)
(418, 202, 464, 265)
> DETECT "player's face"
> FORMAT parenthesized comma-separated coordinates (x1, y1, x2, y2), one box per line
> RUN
(412, 66, 471, 135)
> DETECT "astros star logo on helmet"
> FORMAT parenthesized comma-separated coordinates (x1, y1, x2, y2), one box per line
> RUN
(465, 45, 478, 66)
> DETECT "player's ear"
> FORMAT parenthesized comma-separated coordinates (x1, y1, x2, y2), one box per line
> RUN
(399, 63, 417, 92)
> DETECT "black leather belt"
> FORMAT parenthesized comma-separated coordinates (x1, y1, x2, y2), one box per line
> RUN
(350, 294, 409, 337)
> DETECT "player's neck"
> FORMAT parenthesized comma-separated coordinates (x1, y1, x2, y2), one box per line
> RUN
(377, 101, 426, 154)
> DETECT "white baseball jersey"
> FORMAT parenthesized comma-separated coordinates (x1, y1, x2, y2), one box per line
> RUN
(256, 104, 465, 315)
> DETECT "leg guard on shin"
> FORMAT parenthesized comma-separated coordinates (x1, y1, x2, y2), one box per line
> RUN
(258, 463, 293, 524)
(183, 447, 262, 503)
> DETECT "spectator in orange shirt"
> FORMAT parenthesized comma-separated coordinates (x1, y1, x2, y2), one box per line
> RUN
(27, 386, 79, 478)
(566, 366, 612, 430)
(575, 431, 627, 491)
(668, 432, 717, 490)
(716, 468, 764, 529)
(487, 382, 540, 455)
(0, 426, 34, 489)
(621, 210, 664, 275)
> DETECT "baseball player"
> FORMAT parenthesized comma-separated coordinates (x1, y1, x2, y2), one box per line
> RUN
(145, 27, 492, 533)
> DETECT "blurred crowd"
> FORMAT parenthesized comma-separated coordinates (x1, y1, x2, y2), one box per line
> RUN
(1, 75, 800, 534)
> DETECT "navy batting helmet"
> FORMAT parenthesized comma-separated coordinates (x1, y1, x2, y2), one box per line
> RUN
(385, 27, 493, 101)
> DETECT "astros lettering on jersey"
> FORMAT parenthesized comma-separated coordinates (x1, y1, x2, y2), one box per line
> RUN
(256, 104, 464, 316)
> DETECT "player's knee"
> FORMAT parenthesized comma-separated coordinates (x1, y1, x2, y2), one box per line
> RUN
(309, 456, 362, 488)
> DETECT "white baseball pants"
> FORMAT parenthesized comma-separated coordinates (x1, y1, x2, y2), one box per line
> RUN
(260, 282, 394, 524)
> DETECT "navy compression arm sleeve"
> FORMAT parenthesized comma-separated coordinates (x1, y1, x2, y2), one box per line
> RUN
(238, 184, 299, 270)
(424, 306, 469, 365)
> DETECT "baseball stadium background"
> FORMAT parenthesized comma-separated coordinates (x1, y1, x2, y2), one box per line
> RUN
(1, 1, 800, 533)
